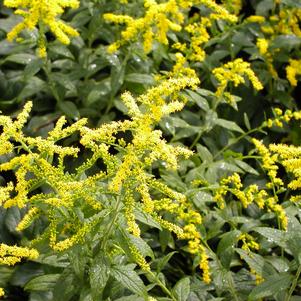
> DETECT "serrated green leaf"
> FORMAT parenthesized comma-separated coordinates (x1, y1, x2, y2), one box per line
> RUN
(111, 265, 147, 297)
(248, 274, 292, 301)
(185, 90, 209, 111)
(215, 119, 244, 133)
(156, 251, 177, 273)
(58, 101, 80, 119)
(253, 227, 287, 247)
(4, 53, 36, 65)
(173, 277, 190, 301)
(125, 73, 154, 85)
(235, 249, 275, 278)
(90, 254, 110, 300)
(24, 59, 43, 80)
(25, 274, 60, 291)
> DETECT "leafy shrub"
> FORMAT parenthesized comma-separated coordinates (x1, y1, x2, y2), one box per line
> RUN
(0, 0, 301, 300)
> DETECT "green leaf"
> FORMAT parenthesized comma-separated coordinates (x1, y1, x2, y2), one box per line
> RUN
(52, 269, 77, 301)
(18, 77, 47, 99)
(243, 113, 251, 131)
(58, 101, 80, 119)
(253, 227, 287, 248)
(134, 209, 162, 230)
(111, 63, 125, 97)
(5, 207, 21, 233)
(111, 265, 148, 298)
(215, 119, 244, 133)
(90, 253, 110, 300)
(192, 191, 214, 210)
(129, 235, 154, 259)
(49, 45, 75, 60)
(114, 296, 144, 301)
(271, 35, 301, 51)
(4, 53, 36, 65)
(173, 277, 190, 301)
(248, 274, 292, 301)
(234, 159, 259, 175)
(156, 251, 177, 273)
(125, 73, 154, 85)
(197, 145, 213, 163)
(217, 230, 241, 256)
(0, 266, 14, 286)
(185, 90, 209, 111)
(25, 274, 60, 291)
(235, 249, 275, 278)
(24, 59, 43, 80)
(86, 83, 110, 106)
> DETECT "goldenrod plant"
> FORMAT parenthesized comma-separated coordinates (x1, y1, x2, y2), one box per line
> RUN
(1, 0, 301, 300)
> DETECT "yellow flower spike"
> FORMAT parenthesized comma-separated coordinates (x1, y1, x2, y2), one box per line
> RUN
(0, 182, 14, 207)
(246, 15, 266, 23)
(252, 139, 284, 188)
(4, 0, 79, 51)
(129, 245, 150, 271)
(213, 58, 263, 102)
(104, 0, 236, 53)
(0, 244, 39, 266)
(221, 0, 242, 15)
(269, 143, 301, 191)
(199, 246, 211, 283)
(286, 59, 301, 86)
(16, 207, 40, 231)
(0, 288, 4, 298)
(239, 233, 259, 252)
(256, 38, 269, 55)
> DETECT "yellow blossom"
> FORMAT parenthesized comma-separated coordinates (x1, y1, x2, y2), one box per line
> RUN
(246, 15, 266, 23)
(256, 38, 269, 55)
(213, 58, 263, 101)
(0, 244, 39, 266)
(4, 0, 79, 54)
(286, 59, 301, 86)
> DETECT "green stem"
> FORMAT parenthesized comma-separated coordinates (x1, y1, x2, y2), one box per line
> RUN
(43, 58, 61, 103)
(202, 240, 240, 301)
(148, 271, 177, 301)
(213, 125, 264, 160)
(101, 195, 122, 250)
(285, 264, 301, 301)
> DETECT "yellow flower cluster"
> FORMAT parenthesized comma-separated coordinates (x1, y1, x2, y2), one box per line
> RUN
(286, 59, 301, 87)
(4, 0, 79, 57)
(182, 224, 210, 283)
(0, 288, 4, 298)
(269, 143, 301, 191)
(0, 244, 39, 266)
(214, 173, 259, 209)
(252, 139, 283, 188)
(214, 171, 288, 229)
(269, 8, 301, 37)
(256, 38, 269, 55)
(184, 17, 211, 62)
(212, 58, 263, 104)
(238, 233, 260, 252)
(246, 15, 266, 24)
(250, 268, 264, 285)
(252, 139, 289, 229)
(264, 107, 301, 128)
(16, 207, 40, 231)
(221, 0, 242, 15)
(0, 72, 211, 281)
(104, 0, 184, 53)
(104, 0, 236, 53)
